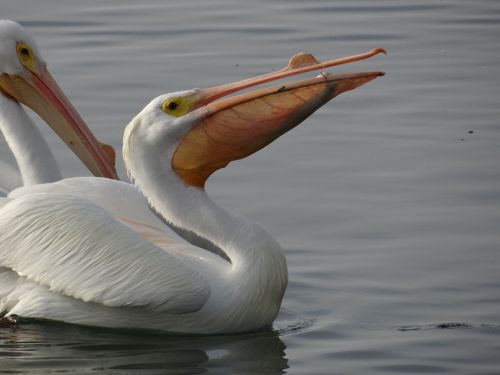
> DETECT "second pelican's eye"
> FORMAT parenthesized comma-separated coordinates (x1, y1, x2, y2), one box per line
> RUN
(16, 42, 36, 72)
(161, 96, 197, 118)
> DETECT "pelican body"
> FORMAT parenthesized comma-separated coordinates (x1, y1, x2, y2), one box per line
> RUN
(0, 37, 385, 333)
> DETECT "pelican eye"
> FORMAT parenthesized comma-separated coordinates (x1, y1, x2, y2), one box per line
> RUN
(16, 42, 37, 72)
(161, 95, 197, 118)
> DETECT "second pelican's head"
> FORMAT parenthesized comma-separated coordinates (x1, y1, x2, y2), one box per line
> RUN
(0, 20, 117, 179)
(124, 48, 386, 188)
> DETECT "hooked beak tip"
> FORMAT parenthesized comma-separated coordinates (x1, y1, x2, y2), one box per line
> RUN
(373, 47, 388, 55)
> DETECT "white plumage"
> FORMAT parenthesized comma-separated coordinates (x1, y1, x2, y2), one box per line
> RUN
(0, 192, 210, 313)
(1, 177, 287, 333)
(0, 160, 21, 195)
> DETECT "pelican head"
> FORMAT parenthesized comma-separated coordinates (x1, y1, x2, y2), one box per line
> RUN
(0, 20, 117, 179)
(124, 48, 385, 188)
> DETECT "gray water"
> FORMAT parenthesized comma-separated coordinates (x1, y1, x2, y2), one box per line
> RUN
(1, 0, 500, 374)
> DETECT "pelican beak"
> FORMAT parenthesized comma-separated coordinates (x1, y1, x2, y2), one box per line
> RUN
(172, 48, 386, 188)
(0, 65, 118, 179)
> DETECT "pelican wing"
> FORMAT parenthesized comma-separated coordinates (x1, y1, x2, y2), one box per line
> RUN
(9, 177, 169, 231)
(0, 193, 210, 314)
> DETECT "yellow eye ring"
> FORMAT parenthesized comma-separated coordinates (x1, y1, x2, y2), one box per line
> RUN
(162, 98, 188, 117)
(16, 42, 37, 72)
(161, 93, 200, 118)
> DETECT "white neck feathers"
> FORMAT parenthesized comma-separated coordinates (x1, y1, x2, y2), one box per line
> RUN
(0, 94, 62, 186)
(123, 120, 287, 275)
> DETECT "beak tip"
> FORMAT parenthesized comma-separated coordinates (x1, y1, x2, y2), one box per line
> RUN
(373, 47, 388, 55)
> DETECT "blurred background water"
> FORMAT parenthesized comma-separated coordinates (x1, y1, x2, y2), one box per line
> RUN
(1, 0, 500, 374)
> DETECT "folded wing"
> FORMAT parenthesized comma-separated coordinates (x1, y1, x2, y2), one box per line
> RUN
(0, 193, 210, 314)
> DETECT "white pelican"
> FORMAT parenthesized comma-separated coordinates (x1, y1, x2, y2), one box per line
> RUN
(0, 48, 385, 333)
(0, 19, 117, 194)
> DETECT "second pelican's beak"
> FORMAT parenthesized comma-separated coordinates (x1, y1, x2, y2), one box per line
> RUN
(0, 65, 118, 179)
(172, 49, 386, 188)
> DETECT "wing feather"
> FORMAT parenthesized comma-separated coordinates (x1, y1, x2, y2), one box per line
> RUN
(0, 193, 210, 313)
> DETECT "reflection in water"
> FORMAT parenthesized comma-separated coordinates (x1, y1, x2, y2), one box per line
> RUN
(0, 322, 288, 374)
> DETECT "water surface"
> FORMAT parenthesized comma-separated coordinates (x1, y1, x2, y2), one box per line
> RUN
(1, 0, 500, 374)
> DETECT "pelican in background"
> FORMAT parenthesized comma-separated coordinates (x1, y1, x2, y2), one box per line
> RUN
(0, 20, 117, 195)
(0, 47, 385, 334)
